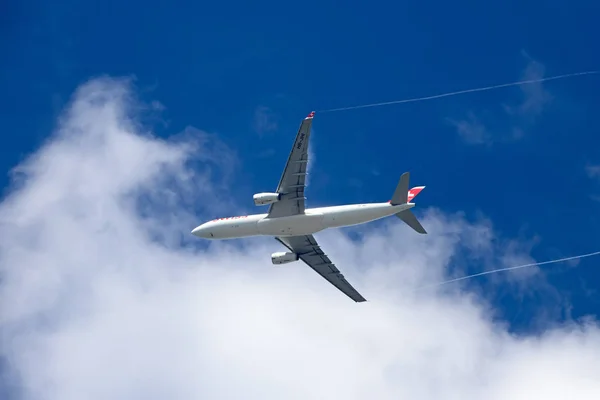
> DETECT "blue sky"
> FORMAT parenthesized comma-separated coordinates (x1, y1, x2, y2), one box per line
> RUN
(2, 1, 600, 398)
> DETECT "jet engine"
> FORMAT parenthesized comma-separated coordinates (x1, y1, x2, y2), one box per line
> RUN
(271, 251, 299, 265)
(253, 192, 281, 206)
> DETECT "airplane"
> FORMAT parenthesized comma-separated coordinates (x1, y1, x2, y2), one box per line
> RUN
(191, 111, 427, 302)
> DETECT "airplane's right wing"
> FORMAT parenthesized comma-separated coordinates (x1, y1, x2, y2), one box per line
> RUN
(266, 111, 315, 218)
(276, 234, 367, 302)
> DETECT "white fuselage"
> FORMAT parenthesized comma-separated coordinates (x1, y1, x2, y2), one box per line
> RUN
(191, 202, 415, 239)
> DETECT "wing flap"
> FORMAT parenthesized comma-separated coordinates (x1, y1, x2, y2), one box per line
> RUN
(276, 235, 367, 302)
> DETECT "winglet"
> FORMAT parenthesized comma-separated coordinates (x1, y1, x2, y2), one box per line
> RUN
(305, 111, 315, 119)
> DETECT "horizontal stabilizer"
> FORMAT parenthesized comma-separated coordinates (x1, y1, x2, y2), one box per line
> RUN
(395, 210, 427, 234)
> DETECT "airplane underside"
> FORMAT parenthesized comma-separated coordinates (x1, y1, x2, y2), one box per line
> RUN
(201, 203, 415, 239)
(257, 212, 326, 237)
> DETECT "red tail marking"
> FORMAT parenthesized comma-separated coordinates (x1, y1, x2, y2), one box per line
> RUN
(407, 186, 425, 202)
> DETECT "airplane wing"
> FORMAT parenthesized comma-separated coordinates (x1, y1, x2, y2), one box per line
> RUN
(267, 111, 315, 218)
(275, 234, 367, 302)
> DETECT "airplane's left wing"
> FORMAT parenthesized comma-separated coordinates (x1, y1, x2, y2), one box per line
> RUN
(267, 111, 315, 218)
(275, 234, 367, 302)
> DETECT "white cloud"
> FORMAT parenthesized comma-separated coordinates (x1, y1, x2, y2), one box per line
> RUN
(1, 77, 600, 400)
(305, 142, 315, 188)
(586, 164, 600, 202)
(252, 105, 278, 136)
(450, 54, 553, 146)
(586, 164, 600, 180)
(447, 111, 492, 146)
(508, 52, 553, 119)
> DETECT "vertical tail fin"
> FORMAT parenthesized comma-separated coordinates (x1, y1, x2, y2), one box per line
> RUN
(391, 172, 427, 234)
(390, 172, 410, 205)
(390, 172, 426, 205)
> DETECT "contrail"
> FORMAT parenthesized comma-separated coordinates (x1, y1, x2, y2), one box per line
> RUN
(418, 250, 600, 290)
(319, 70, 600, 113)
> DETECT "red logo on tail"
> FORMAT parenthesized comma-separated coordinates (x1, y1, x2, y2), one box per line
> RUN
(408, 186, 425, 202)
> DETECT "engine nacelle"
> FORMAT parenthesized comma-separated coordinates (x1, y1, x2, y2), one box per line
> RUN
(253, 192, 281, 206)
(271, 251, 299, 265)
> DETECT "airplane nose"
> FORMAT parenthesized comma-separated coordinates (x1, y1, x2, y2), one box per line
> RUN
(191, 225, 212, 238)
(191, 225, 205, 236)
